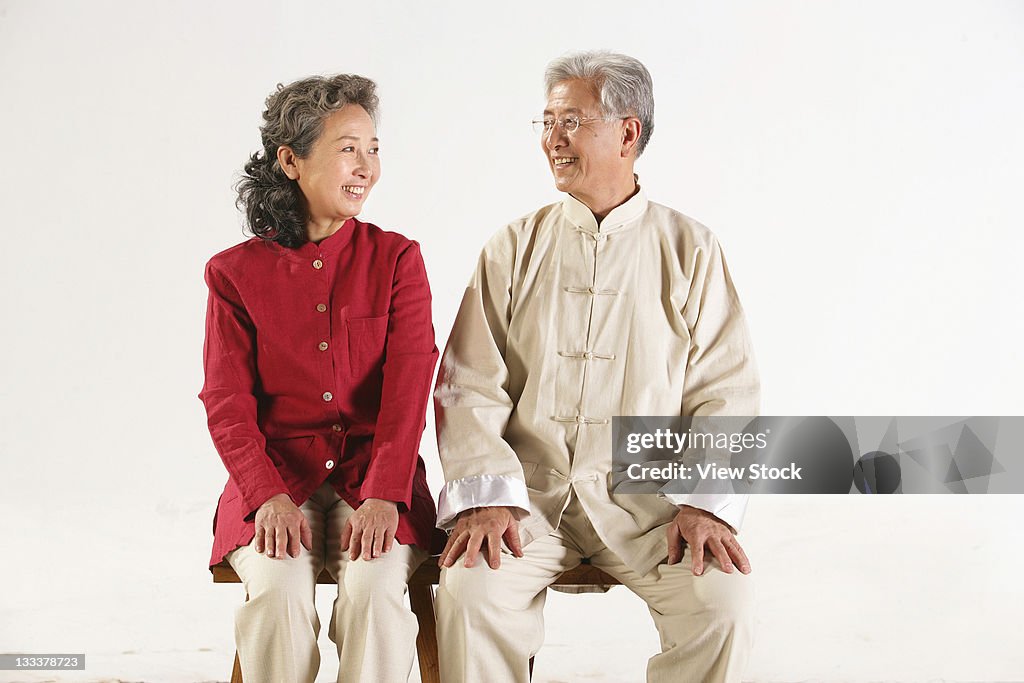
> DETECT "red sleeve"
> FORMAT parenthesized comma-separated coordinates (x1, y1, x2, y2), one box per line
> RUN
(199, 261, 290, 519)
(359, 242, 439, 508)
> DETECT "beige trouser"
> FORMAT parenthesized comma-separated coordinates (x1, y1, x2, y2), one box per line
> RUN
(435, 493, 754, 683)
(226, 483, 428, 683)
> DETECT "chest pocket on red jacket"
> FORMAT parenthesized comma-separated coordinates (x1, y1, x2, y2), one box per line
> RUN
(346, 315, 388, 376)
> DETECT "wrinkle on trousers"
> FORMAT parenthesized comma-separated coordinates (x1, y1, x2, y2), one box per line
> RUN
(226, 483, 428, 683)
(435, 492, 754, 683)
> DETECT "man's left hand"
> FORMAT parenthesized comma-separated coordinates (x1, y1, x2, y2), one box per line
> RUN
(341, 498, 399, 561)
(667, 505, 751, 576)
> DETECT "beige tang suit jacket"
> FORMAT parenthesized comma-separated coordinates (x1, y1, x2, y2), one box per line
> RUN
(434, 188, 760, 577)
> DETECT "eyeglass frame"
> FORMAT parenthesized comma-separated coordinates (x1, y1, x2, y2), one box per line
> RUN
(531, 114, 632, 136)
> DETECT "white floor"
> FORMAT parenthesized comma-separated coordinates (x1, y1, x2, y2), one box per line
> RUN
(1, 496, 1022, 683)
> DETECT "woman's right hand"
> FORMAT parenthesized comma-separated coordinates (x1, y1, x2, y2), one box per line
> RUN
(254, 493, 312, 559)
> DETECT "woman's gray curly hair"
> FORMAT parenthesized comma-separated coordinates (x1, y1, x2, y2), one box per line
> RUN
(236, 74, 379, 248)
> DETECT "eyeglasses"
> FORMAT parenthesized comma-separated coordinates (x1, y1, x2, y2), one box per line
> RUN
(531, 115, 627, 135)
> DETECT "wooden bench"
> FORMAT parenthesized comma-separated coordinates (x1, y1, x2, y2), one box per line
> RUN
(212, 558, 620, 683)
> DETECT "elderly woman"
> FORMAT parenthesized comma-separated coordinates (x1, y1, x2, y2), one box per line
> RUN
(200, 74, 443, 683)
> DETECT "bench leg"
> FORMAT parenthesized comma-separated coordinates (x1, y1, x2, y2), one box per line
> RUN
(409, 583, 440, 683)
(230, 650, 243, 683)
(231, 590, 246, 683)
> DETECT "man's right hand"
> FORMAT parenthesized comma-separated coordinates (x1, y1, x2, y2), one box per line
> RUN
(439, 506, 523, 570)
(254, 493, 312, 559)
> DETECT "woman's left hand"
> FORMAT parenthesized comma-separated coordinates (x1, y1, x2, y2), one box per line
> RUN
(341, 498, 400, 560)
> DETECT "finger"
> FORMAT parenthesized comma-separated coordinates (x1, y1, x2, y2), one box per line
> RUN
(725, 537, 752, 574)
(265, 527, 276, 559)
(438, 534, 457, 567)
(382, 526, 395, 555)
(486, 530, 501, 569)
(666, 523, 682, 565)
(440, 532, 469, 567)
(690, 536, 706, 576)
(275, 523, 288, 561)
(288, 523, 300, 558)
(348, 520, 364, 561)
(360, 526, 375, 561)
(371, 524, 385, 559)
(300, 517, 313, 552)
(504, 517, 524, 558)
(254, 524, 266, 554)
(709, 537, 734, 573)
(340, 519, 353, 552)
(464, 531, 485, 568)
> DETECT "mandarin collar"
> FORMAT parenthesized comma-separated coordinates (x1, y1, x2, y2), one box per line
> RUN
(560, 182, 648, 235)
(288, 218, 357, 259)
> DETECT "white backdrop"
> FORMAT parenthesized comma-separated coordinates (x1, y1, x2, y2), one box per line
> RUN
(1, 1, 1022, 681)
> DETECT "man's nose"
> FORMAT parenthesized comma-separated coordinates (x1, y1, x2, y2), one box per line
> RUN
(544, 121, 567, 150)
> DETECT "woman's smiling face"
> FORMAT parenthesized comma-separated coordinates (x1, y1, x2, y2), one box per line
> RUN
(288, 104, 380, 229)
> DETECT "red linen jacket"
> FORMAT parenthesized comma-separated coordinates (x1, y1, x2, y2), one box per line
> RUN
(200, 218, 445, 567)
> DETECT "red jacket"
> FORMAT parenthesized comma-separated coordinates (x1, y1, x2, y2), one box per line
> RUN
(200, 219, 444, 567)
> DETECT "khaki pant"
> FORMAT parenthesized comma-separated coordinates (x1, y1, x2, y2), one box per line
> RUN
(435, 494, 754, 683)
(226, 483, 428, 683)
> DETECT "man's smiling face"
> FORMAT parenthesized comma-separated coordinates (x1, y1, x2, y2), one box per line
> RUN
(540, 78, 627, 208)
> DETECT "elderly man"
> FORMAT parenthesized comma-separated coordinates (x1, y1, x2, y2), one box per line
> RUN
(433, 50, 759, 683)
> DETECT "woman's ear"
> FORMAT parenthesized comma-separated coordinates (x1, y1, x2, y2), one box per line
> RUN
(277, 145, 300, 180)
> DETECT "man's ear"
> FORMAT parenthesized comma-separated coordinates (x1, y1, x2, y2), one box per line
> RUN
(277, 145, 300, 180)
(621, 118, 642, 157)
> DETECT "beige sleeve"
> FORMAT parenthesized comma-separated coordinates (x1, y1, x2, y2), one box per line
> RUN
(664, 236, 761, 531)
(433, 232, 531, 529)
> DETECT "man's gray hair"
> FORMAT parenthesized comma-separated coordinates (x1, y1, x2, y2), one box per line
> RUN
(544, 50, 654, 157)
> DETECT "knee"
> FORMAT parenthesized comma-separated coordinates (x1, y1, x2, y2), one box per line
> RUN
(341, 559, 406, 609)
(693, 571, 755, 630)
(440, 563, 484, 606)
(238, 557, 319, 609)
(244, 576, 316, 610)
(440, 562, 522, 612)
(237, 580, 318, 635)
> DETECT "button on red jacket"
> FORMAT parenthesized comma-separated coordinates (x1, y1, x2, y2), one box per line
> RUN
(200, 219, 444, 567)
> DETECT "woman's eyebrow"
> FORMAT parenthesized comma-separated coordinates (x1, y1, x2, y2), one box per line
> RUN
(333, 135, 380, 142)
